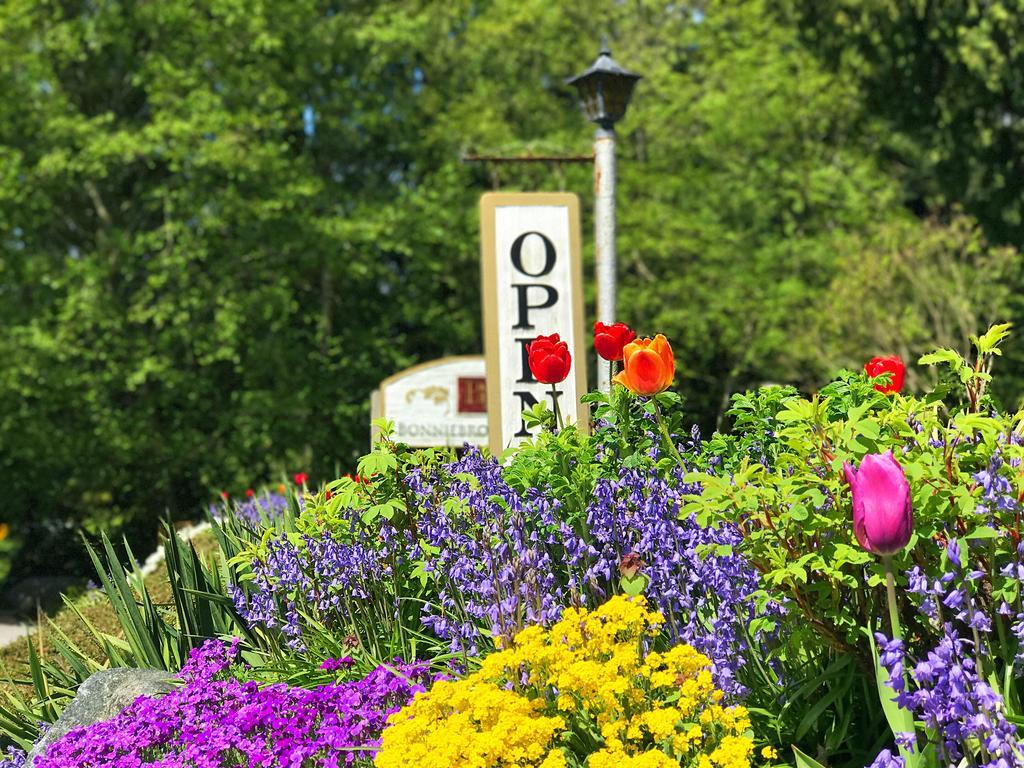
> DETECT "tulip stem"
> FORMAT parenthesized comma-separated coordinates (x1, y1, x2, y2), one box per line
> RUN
(652, 399, 685, 466)
(550, 384, 563, 433)
(882, 555, 903, 641)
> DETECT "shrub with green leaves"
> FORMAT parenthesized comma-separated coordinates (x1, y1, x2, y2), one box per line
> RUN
(688, 325, 1024, 766)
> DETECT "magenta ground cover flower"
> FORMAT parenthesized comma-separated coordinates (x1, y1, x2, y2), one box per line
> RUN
(26, 640, 429, 768)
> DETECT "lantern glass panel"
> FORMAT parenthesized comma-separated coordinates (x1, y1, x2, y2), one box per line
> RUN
(603, 77, 637, 123)
(577, 77, 603, 123)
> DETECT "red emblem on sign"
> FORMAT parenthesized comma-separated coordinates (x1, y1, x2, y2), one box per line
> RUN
(458, 377, 487, 413)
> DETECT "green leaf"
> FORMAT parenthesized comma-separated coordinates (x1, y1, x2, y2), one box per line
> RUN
(973, 323, 1013, 355)
(868, 632, 922, 768)
(789, 503, 809, 522)
(965, 526, 999, 540)
(792, 746, 829, 768)
(620, 573, 649, 597)
(855, 420, 881, 439)
(917, 348, 965, 370)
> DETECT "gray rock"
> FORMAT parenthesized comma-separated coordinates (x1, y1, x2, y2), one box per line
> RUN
(29, 668, 175, 765)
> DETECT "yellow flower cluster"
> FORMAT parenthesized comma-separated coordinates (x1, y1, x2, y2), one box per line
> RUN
(376, 596, 767, 768)
(374, 676, 566, 768)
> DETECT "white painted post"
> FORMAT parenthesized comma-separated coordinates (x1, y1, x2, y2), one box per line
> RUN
(594, 125, 617, 393)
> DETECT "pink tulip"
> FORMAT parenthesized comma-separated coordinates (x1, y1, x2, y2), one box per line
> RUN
(843, 451, 913, 556)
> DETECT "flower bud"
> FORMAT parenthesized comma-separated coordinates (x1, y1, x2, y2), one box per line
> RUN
(618, 552, 645, 579)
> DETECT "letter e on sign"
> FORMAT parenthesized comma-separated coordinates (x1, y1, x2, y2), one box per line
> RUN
(480, 193, 587, 453)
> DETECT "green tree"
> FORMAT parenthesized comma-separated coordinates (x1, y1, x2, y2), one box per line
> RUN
(786, 0, 1024, 404)
(802, 211, 1017, 393)
(791, 0, 1024, 244)
(1, 0, 1018, 578)
(412, 0, 984, 420)
(0, 0, 480, 573)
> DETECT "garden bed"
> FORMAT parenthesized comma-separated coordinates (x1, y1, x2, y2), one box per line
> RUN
(1, 326, 1022, 768)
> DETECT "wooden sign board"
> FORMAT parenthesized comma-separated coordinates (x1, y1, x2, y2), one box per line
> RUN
(376, 356, 488, 448)
(480, 192, 587, 454)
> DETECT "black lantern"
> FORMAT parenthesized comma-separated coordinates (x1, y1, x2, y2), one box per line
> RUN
(566, 43, 642, 129)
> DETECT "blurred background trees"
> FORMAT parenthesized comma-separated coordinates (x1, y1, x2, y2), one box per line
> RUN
(0, 0, 1021, 581)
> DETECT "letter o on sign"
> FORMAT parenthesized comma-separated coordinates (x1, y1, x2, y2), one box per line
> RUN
(510, 231, 556, 277)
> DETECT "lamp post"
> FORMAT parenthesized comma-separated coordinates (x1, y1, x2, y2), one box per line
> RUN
(567, 43, 641, 393)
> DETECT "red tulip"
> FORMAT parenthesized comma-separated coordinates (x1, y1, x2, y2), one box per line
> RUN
(844, 451, 913, 556)
(594, 322, 636, 362)
(293, 472, 308, 486)
(325, 488, 333, 500)
(245, 488, 255, 498)
(220, 491, 229, 501)
(528, 334, 572, 385)
(865, 355, 905, 394)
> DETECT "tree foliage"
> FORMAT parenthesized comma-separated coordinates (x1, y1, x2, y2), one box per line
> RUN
(792, 0, 1024, 243)
(0, 0, 1019, 576)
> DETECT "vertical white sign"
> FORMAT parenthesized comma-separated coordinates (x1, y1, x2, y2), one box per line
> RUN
(480, 193, 588, 454)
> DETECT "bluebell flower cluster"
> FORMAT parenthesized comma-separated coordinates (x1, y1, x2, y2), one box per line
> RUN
(231, 523, 407, 652)
(231, 449, 774, 697)
(211, 490, 291, 527)
(973, 451, 1017, 522)
(0, 746, 25, 768)
(864, 748, 903, 768)
(871, 540, 1024, 767)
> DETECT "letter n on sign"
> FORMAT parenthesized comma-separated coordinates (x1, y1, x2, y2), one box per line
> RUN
(480, 192, 588, 454)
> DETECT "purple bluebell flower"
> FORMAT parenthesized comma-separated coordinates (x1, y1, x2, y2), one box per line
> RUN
(232, 448, 777, 698)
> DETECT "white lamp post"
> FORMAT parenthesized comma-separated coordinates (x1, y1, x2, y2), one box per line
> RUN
(567, 43, 641, 392)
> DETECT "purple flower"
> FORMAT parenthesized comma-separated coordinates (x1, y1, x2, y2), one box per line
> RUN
(865, 748, 905, 768)
(973, 452, 1018, 522)
(320, 656, 355, 672)
(876, 598, 1024, 765)
(231, 448, 777, 699)
(31, 640, 431, 767)
(0, 746, 27, 768)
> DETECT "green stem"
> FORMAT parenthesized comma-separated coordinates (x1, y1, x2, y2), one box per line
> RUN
(550, 383, 563, 433)
(883, 555, 902, 641)
(652, 398, 685, 466)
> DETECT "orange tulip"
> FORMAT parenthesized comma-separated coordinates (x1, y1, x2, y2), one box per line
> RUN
(614, 334, 675, 396)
